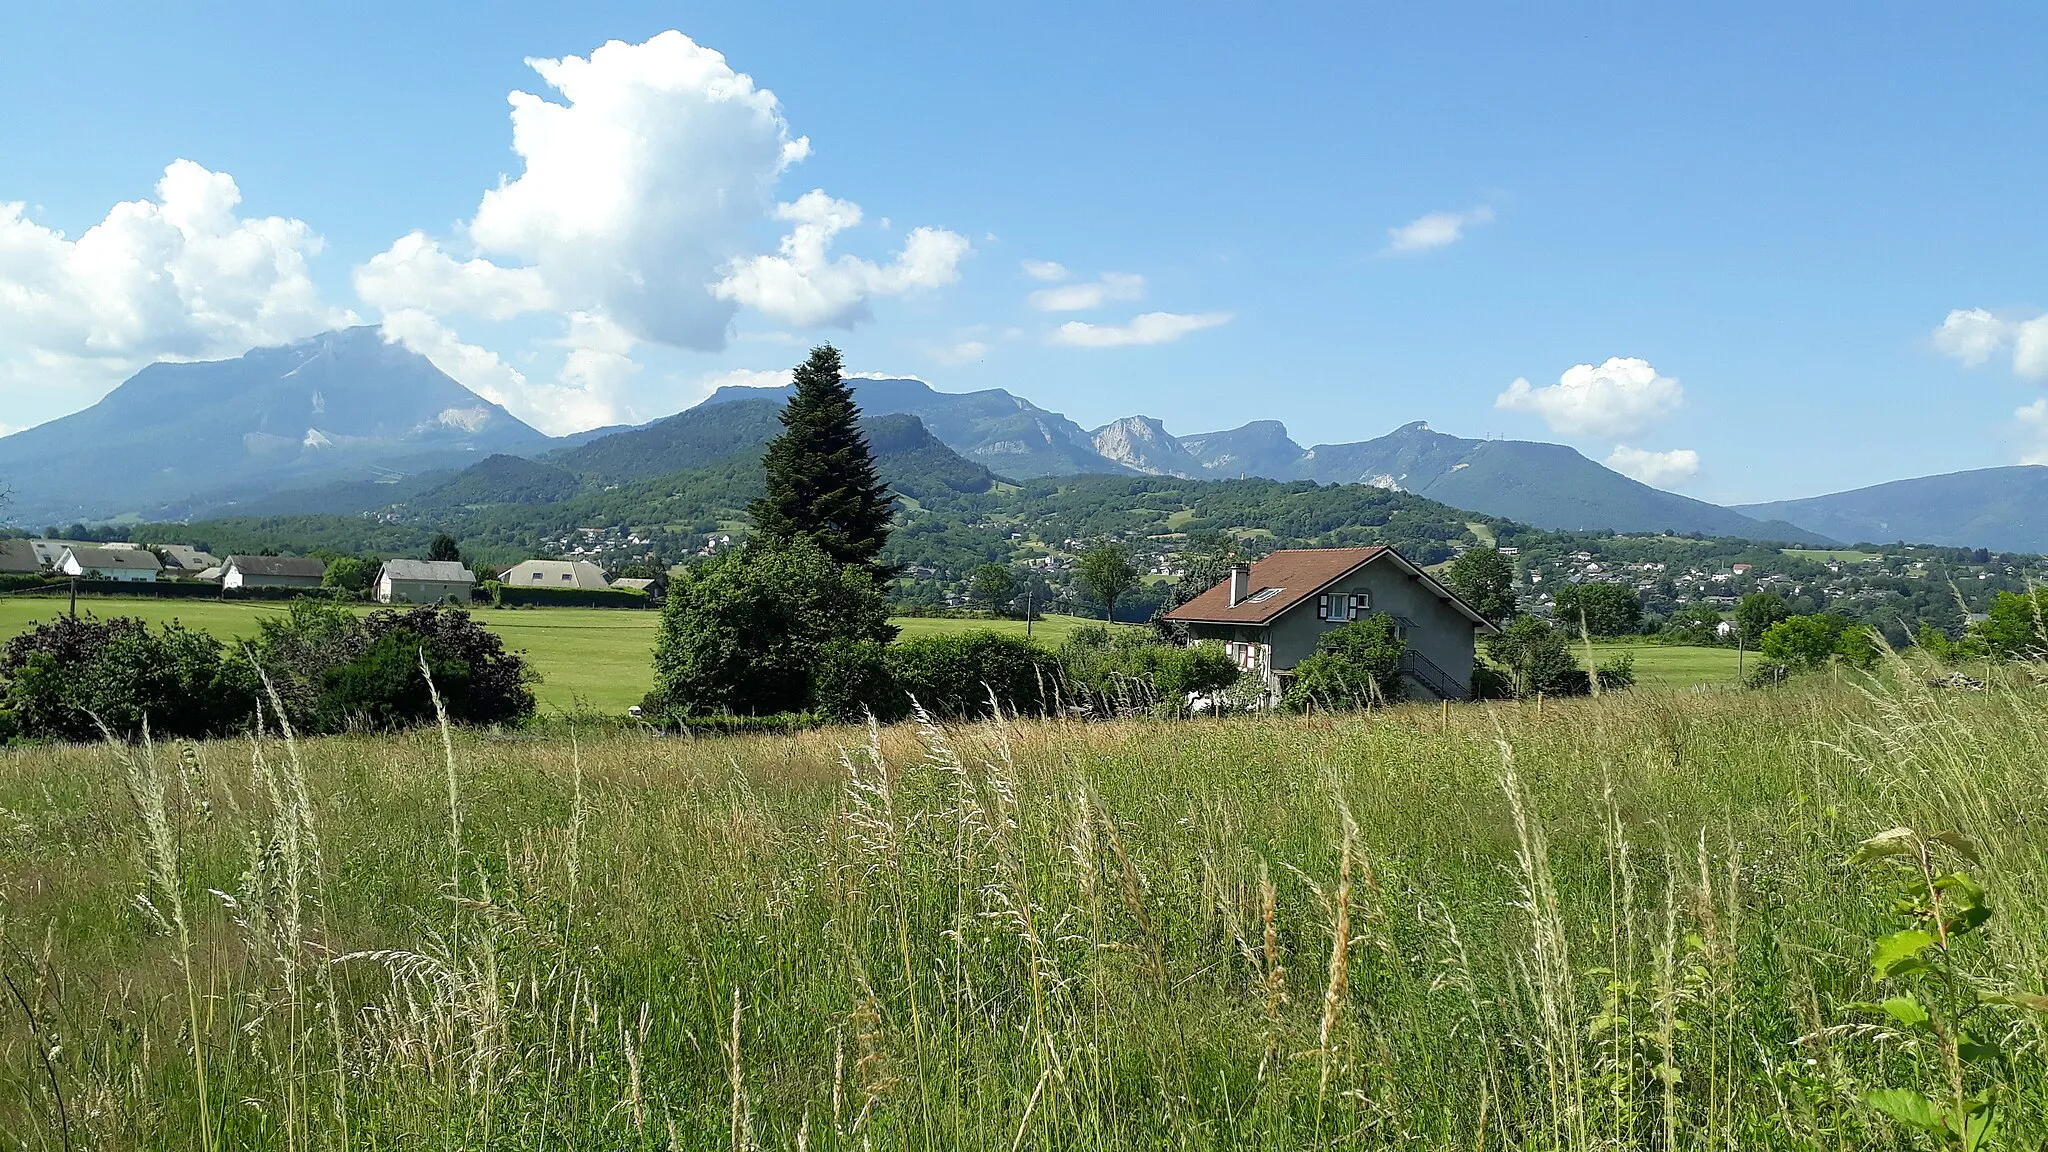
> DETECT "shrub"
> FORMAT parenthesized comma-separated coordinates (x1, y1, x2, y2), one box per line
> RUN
(1759, 613, 1877, 675)
(1485, 616, 1583, 697)
(250, 600, 535, 733)
(0, 615, 257, 743)
(316, 628, 472, 730)
(1283, 614, 1405, 712)
(647, 539, 895, 719)
(812, 638, 897, 722)
(1058, 631, 1239, 717)
(886, 631, 1052, 720)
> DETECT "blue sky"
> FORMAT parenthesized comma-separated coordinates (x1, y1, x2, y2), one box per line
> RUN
(2, 2, 2044, 502)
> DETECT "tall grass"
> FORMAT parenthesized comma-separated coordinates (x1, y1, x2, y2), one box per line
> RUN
(2, 658, 2046, 1149)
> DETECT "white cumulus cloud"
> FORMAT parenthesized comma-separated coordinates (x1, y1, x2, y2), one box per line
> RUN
(1932, 307, 2048, 379)
(352, 30, 970, 431)
(1495, 357, 1684, 439)
(1027, 271, 1145, 312)
(2018, 399, 2048, 466)
(1605, 445, 1701, 487)
(1021, 259, 1069, 282)
(1384, 206, 1494, 255)
(927, 339, 990, 365)
(1050, 311, 1232, 348)
(353, 231, 553, 320)
(712, 190, 970, 327)
(0, 160, 351, 419)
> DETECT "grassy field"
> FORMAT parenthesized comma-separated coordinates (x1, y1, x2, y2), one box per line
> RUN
(2, 668, 2044, 1149)
(1782, 547, 1880, 562)
(1594, 639, 1743, 687)
(0, 596, 1132, 714)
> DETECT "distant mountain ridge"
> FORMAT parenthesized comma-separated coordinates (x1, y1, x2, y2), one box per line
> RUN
(0, 327, 545, 524)
(695, 387, 1834, 542)
(1737, 466, 2048, 553)
(11, 328, 2043, 552)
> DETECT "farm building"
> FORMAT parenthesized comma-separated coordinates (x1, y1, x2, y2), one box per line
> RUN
(1162, 546, 1498, 701)
(222, 555, 325, 589)
(375, 559, 477, 604)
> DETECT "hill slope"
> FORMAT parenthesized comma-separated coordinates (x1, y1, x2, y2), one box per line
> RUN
(1738, 466, 2048, 553)
(0, 327, 545, 524)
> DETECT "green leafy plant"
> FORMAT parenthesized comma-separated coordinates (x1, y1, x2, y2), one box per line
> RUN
(1844, 826, 2047, 1149)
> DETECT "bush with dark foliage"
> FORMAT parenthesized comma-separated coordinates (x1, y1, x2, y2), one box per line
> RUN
(0, 614, 257, 743)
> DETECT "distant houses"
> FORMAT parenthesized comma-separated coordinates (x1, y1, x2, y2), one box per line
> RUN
(498, 559, 611, 589)
(376, 559, 475, 604)
(222, 555, 326, 589)
(57, 545, 161, 582)
(0, 538, 39, 574)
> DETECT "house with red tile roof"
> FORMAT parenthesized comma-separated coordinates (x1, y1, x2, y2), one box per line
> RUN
(1162, 546, 1500, 701)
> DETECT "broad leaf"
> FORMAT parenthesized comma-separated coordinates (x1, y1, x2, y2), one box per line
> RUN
(1928, 829, 1982, 864)
(1849, 827, 1918, 865)
(1880, 996, 1929, 1029)
(1866, 1088, 1945, 1132)
(1872, 929, 1937, 979)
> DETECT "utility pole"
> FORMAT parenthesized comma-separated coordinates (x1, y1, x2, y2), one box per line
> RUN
(69, 576, 77, 619)
(1025, 587, 1034, 640)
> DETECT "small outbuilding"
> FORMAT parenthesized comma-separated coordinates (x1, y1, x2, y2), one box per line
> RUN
(221, 555, 326, 589)
(375, 559, 477, 604)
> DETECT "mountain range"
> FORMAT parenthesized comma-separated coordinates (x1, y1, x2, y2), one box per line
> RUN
(5, 327, 2046, 552)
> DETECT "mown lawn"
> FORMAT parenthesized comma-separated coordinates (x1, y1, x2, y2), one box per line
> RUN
(1593, 639, 1744, 687)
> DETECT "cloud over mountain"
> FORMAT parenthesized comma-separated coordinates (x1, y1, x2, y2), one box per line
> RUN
(353, 30, 970, 433)
(1604, 445, 1701, 487)
(0, 160, 352, 415)
(1496, 357, 1685, 440)
(1051, 311, 1232, 348)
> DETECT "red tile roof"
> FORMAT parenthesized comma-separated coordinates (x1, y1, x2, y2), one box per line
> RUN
(1161, 546, 1497, 631)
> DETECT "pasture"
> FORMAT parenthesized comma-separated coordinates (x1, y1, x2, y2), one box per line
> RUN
(0, 596, 1136, 714)
(1, 671, 2043, 1148)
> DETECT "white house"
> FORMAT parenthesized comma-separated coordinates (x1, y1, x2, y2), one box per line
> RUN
(57, 546, 161, 582)
(222, 555, 325, 589)
(375, 559, 476, 604)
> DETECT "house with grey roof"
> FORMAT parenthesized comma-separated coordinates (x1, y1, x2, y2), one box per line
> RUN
(498, 559, 611, 590)
(154, 544, 223, 574)
(56, 546, 162, 582)
(376, 559, 477, 604)
(0, 538, 41, 575)
(222, 555, 325, 589)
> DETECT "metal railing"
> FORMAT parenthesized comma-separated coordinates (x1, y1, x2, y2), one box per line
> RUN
(1398, 648, 1468, 701)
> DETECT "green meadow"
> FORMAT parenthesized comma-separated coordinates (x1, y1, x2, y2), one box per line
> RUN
(2, 667, 2045, 1149)
(0, 597, 1141, 714)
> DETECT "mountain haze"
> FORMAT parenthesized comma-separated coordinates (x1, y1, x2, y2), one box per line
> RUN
(0, 327, 544, 524)
(1737, 466, 2048, 553)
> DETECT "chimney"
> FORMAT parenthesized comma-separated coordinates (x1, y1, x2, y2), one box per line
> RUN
(1227, 563, 1250, 608)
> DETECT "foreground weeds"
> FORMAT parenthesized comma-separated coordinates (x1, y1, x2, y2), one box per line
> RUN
(2, 662, 2047, 1149)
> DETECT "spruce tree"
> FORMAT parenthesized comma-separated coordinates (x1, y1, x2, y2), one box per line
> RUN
(749, 345, 896, 571)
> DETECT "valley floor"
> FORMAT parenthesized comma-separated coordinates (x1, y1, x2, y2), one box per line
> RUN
(0, 595, 1737, 714)
(2, 675, 2043, 1149)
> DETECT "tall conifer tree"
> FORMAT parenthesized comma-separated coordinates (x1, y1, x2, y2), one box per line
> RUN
(749, 345, 895, 571)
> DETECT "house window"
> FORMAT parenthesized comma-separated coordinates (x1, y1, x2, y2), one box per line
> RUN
(532, 572, 543, 581)
(561, 573, 573, 581)
(1246, 587, 1282, 604)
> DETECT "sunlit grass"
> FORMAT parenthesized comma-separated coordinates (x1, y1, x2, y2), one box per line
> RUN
(3, 663, 2044, 1149)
